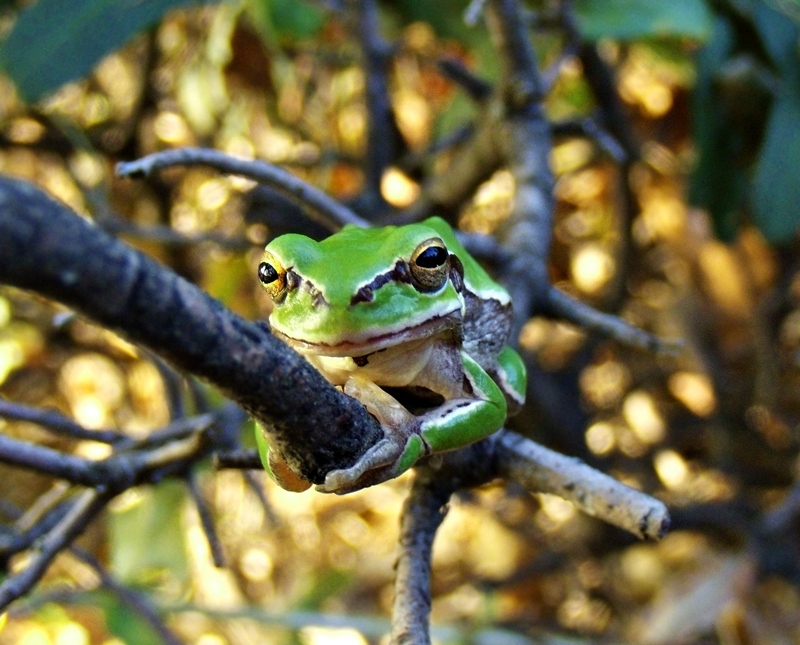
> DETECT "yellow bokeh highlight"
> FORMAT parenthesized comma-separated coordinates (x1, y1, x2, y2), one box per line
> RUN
(622, 390, 665, 444)
(538, 493, 577, 529)
(618, 47, 675, 118)
(550, 139, 594, 176)
(638, 187, 686, 242)
(580, 360, 631, 408)
(53, 623, 89, 645)
(619, 544, 664, 599)
(154, 111, 192, 144)
(197, 177, 231, 211)
(240, 547, 274, 582)
(19, 625, 51, 645)
(557, 589, 612, 633)
(393, 89, 430, 148)
(5, 117, 45, 144)
(555, 167, 607, 206)
(571, 243, 615, 294)
(585, 421, 617, 456)
(460, 169, 515, 234)
(697, 241, 752, 317)
(0, 338, 25, 385)
(381, 167, 420, 207)
(58, 353, 126, 428)
(668, 371, 716, 417)
(654, 450, 690, 490)
(299, 627, 368, 645)
(0, 297, 10, 327)
(337, 104, 366, 154)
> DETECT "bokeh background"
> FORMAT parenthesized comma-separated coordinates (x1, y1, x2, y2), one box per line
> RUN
(1, 0, 800, 643)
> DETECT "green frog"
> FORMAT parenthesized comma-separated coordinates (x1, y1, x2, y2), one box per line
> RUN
(257, 217, 526, 493)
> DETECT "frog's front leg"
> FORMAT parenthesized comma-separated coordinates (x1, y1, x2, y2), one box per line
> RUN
(317, 353, 508, 494)
(316, 376, 424, 493)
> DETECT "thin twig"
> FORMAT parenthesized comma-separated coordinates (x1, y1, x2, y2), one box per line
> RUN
(100, 218, 250, 251)
(241, 470, 280, 528)
(550, 116, 628, 163)
(495, 431, 670, 540)
(354, 0, 396, 213)
(0, 427, 207, 489)
(116, 148, 369, 229)
(0, 399, 125, 444)
(14, 482, 71, 534)
(0, 435, 117, 488)
(215, 449, 263, 470)
(0, 502, 72, 560)
(437, 58, 492, 101)
(121, 413, 216, 451)
(187, 471, 226, 567)
(71, 547, 185, 645)
(0, 489, 109, 611)
(396, 124, 474, 178)
(545, 286, 682, 354)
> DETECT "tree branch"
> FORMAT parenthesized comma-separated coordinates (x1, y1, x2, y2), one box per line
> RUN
(116, 148, 369, 229)
(496, 431, 670, 540)
(0, 399, 125, 444)
(391, 475, 453, 645)
(544, 286, 683, 355)
(0, 176, 382, 485)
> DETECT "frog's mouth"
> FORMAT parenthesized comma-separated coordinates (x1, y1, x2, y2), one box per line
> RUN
(271, 311, 460, 358)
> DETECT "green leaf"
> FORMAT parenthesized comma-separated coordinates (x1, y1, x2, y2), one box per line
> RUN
(752, 1, 800, 72)
(688, 15, 745, 240)
(90, 589, 170, 645)
(246, 0, 326, 46)
(109, 482, 190, 587)
(574, 0, 713, 41)
(0, 0, 216, 103)
(752, 86, 800, 243)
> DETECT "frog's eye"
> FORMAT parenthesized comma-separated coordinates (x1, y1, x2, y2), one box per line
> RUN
(258, 252, 287, 300)
(410, 238, 449, 291)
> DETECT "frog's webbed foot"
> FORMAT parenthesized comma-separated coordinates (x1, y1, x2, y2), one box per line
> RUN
(316, 377, 424, 494)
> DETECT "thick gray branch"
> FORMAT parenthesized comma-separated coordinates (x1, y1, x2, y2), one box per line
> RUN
(0, 176, 382, 484)
(496, 431, 670, 540)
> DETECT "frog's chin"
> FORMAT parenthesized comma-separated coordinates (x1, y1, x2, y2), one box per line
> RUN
(272, 312, 459, 358)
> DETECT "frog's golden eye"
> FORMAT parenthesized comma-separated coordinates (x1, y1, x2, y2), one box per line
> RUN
(410, 237, 449, 291)
(258, 252, 287, 299)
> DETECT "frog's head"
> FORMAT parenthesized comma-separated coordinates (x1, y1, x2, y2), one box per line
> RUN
(258, 222, 466, 355)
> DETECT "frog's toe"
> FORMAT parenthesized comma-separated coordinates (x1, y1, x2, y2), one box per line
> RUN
(316, 437, 406, 494)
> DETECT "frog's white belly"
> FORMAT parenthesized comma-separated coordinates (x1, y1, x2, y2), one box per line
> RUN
(303, 338, 435, 387)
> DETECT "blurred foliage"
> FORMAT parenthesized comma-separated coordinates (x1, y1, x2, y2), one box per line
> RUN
(574, 0, 713, 40)
(688, 0, 800, 242)
(1, 0, 800, 644)
(0, 0, 216, 103)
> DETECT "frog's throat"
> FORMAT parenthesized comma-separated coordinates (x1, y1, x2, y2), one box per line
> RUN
(272, 311, 461, 358)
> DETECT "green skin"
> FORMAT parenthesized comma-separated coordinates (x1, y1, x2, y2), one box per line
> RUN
(258, 216, 526, 494)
